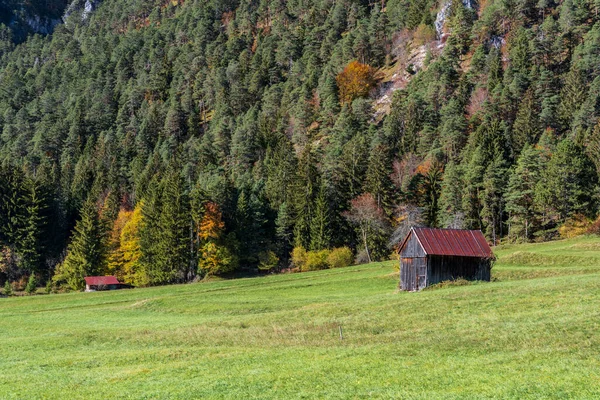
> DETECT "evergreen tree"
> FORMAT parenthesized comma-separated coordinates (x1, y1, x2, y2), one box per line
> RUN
(25, 273, 37, 295)
(364, 145, 395, 216)
(512, 88, 540, 155)
(310, 183, 332, 251)
(275, 202, 294, 263)
(481, 154, 508, 245)
(293, 144, 319, 249)
(438, 161, 464, 228)
(53, 197, 105, 290)
(153, 167, 191, 284)
(20, 177, 50, 274)
(505, 145, 543, 241)
(535, 140, 599, 224)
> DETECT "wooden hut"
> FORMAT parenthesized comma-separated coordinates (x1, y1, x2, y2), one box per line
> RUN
(398, 227, 494, 291)
(84, 276, 121, 292)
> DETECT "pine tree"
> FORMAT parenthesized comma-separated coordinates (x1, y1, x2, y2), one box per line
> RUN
(53, 197, 105, 291)
(535, 140, 599, 223)
(462, 146, 486, 230)
(25, 273, 37, 295)
(480, 154, 508, 245)
(153, 167, 191, 284)
(310, 184, 331, 251)
(512, 88, 540, 156)
(438, 161, 464, 228)
(293, 144, 318, 249)
(364, 145, 395, 216)
(20, 177, 49, 274)
(275, 202, 294, 262)
(139, 176, 162, 284)
(505, 145, 543, 241)
(3, 281, 12, 296)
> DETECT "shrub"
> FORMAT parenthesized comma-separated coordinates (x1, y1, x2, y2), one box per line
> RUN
(3, 281, 13, 296)
(258, 250, 279, 271)
(198, 242, 237, 277)
(291, 246, 308, 271)
(327, 247, 354, 269)
(45, 279, 53, 294)
(558, 214, 592, 238)
(304, 249, 330, 271)
(413, 23, 436, 46)
(25, 274, 37, 295)
(354, 250, 370, 265)
(588, 216, 600, 235)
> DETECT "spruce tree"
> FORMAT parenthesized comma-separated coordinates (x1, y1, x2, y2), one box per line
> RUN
(310, 184, 332, 251)
(481, 154, 508, 245)
(275, 202, 294, 262)
(154, 167, 191, 284)
(20, 177, 49, 274)
(25, 273, 37, 295)
(54, 197, 105, 291)
(505, 145, 543, 241)
(293, 145, 318, 249)
(535, 140, 599, 223)
(438, 161, 464, 228)
(364, 145, 395, 216)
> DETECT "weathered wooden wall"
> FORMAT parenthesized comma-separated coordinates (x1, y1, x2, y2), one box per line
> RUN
(400, 233, 427, 291)
(400, 233, 426, 258)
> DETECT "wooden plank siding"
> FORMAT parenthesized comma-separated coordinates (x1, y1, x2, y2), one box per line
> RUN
(400, 233, 427, 291)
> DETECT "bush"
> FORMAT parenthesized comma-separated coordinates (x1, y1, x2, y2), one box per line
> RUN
(291, 246, 308, 271)
(198, 242, 237, 277)
(558, 215, 592, 238)
(258, 250, 279, 271)
(588, 216, 600, 235)
(327, 247, 354, 269)
(413, 23, 436, 46)
(304, 249, 330, 271)
(3, 281, 13, 296)
(25, 274, 37, 295)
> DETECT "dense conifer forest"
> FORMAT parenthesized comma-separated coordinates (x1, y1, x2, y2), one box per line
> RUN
(1, 0, 600, 290)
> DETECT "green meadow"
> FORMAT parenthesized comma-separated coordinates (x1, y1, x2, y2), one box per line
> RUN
(2, 236, 600, 399)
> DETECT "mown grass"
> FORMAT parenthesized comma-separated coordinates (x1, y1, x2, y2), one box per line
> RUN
(1, 236, 600, 398)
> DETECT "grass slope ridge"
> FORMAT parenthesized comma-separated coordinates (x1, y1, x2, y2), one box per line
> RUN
(1, 237, 600, 399)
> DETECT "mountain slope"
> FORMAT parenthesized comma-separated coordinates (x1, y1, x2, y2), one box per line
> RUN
(0, 0, 600, 287)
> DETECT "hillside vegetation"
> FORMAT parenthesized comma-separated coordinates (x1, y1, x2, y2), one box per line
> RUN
(2, 0, 600, 290)
(1, 236, 600, 398)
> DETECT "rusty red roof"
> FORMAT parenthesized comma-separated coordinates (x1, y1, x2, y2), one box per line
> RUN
(401, 227, 493, 258)
(84, 276, 120, 286)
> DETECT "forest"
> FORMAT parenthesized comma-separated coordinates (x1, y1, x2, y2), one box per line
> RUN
(1, 0, 600, 291)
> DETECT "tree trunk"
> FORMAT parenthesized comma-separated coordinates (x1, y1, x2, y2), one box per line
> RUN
(362, 227, 371, 263)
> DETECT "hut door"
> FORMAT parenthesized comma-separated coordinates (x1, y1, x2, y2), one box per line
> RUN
(415, 257, 427, 290)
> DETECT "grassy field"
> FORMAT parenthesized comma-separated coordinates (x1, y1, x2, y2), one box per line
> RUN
(2, 236, 600, 399)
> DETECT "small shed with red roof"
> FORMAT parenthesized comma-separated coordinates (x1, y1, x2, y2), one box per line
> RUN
(398, 227, 494, 291)
(84, 276, 121, 292)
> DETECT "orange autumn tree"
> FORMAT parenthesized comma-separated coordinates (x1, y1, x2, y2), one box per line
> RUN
(336, 61, 377, 104)
(198, 202, 225, 241)
(197, 202, 237, 277)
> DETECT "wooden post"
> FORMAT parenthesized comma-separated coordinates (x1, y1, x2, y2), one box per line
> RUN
(339, 325, 344, 340)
